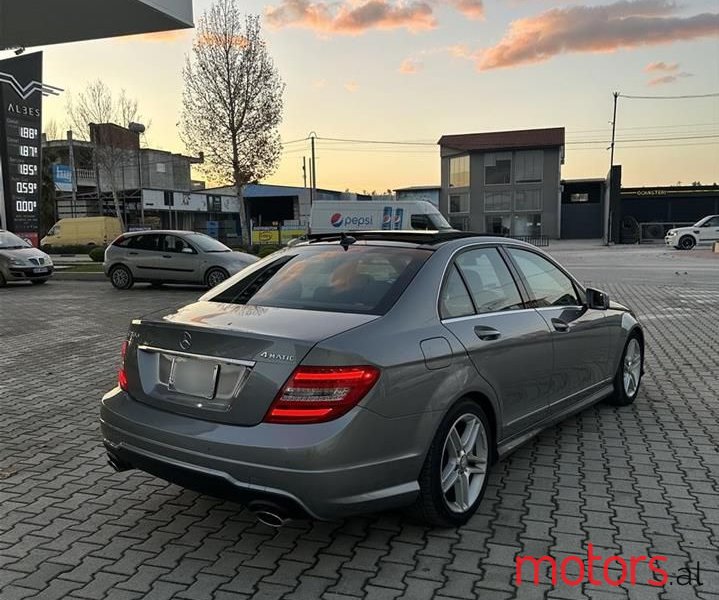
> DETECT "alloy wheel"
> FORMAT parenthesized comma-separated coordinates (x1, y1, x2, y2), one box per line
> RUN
(207, 269, 227, 288)
(440, 413, 489, 513)
(623, 338, 642, 397)
(112, 268, 129, 288)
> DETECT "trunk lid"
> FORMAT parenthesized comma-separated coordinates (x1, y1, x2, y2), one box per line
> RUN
(124, 301, 378, 425)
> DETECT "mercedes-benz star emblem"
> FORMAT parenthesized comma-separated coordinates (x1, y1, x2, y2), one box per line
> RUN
(180, 331, 192, 351)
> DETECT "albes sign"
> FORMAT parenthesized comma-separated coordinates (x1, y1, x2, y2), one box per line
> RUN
(0, 53, 62, 246)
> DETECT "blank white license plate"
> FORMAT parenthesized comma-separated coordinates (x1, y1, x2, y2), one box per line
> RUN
(33, 268, 48, 274)
(167, 357, 219, 399)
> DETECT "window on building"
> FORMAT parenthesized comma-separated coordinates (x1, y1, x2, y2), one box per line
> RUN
(449, 155, 470, 188)
(485, 215, 511, 236)
(484, 153, 512, 185)
(514, 150, 543, 183)
(514, 190, 542, 212)
(163, 191, 174, 206)
(449, 216, 470, 231)
(484, 192, 511, 212)
(570, 193, 590, 203)
(449, 194, 469, 213)
(513, 214, 542, 237)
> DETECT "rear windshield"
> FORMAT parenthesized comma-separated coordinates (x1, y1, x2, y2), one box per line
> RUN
(208, 245, 432, 315)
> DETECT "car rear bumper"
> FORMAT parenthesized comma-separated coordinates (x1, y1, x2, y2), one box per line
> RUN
(2, 265, 54, 281)
(100, 388, 429, 520)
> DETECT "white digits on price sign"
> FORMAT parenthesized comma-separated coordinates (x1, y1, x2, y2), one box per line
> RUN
(15, 200, 37, 213)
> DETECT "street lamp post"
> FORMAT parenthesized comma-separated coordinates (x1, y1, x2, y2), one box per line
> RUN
(128, 122, 146, 227)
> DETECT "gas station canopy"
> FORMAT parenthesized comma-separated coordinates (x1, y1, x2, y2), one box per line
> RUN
(0, 0, 194, 50)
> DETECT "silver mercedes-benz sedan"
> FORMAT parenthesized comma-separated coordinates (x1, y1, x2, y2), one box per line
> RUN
(101, 231, 644, 527)
(103, 230, 258, 289)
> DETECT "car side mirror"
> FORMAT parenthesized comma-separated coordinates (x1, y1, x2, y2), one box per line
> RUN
(181, 247, 194, 254)
(586, 287, 610, 310)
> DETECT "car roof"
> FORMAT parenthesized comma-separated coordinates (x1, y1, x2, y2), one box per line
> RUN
(304, 230, 533, 249)
(120, 230, 198, 236)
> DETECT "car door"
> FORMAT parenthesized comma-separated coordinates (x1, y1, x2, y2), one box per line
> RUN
(157, 235, 200, 282)
(698, 216, 719, 244)
(124, 233, 162, 278)
(504, 247, 610, 414)
(440, 246, 553, 437)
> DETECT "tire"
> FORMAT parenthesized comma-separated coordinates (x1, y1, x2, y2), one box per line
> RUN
(205, 267, 229, 288)
(110, 265, 134, 290)
(31, 279, 48, 285)
(678, 235, 696, 250)
(412, 400, 492, 527)
(605, 334, 643, 406)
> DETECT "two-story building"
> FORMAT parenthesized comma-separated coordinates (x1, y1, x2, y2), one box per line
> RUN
(438, 128, 565, 239)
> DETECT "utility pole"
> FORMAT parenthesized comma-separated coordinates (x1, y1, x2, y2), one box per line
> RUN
(605, 91, 619, 246)
(309, 132, 317, 205)
(67, 130, 78, 217)
(303, 156, 307, 188)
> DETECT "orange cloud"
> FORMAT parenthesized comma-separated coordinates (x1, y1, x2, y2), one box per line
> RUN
(344, 81, 360, 92)
(645, 61, 679, 72)
(447, 0, 484, 20)
(648, 71, 693, 86)
(116, 29, 192, 43)
(265, 0, 437, 34)
(399, 58, 422, 73)
(477, 0, 719, 70)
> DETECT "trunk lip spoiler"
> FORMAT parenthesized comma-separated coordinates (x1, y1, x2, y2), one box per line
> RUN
(137, 344, 256, 368)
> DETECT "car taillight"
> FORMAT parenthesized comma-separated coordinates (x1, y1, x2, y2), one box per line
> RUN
(118, 341, 129, 391)
(265, 366, 380, 424)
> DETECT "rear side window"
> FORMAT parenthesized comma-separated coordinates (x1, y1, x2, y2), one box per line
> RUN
(118, 234, 160, 251)
(440, 266, 474, 319)
(455, 248, 523, 314)
(209, 245, 431, 315)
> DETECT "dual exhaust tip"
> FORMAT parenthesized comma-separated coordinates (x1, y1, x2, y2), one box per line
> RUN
(107, 453, 292, 528)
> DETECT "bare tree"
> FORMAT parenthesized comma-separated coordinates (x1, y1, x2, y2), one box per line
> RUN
(43, 118, 61, 141)
(181, 3, 284, 244)
(66, 80, 145, 140)
(65, 81, 147, 231)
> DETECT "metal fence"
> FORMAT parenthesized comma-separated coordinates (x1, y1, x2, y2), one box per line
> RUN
(505, 235, 550, 247)
(639, 222, 692, 243)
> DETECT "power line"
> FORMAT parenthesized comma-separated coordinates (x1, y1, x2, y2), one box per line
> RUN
(317, 136, 436, 146)
(619, 92, 719, 100)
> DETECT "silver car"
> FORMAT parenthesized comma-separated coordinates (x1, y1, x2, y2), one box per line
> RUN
(0, 230, 54, 286)
(101, 231, 644, 527)
(103, 230, 258, 289)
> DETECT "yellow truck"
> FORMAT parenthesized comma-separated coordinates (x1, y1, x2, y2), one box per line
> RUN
(41, 217, 123, 248)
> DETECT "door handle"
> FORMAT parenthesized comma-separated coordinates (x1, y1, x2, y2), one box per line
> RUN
(162, 255, 172, 259)
(551, 318, 570, 332)
(128, 251, 138, 256)
(474, 326, 501, 341)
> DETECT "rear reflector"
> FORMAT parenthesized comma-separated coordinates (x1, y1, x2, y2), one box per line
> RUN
(265, 366, 380, 424)
(118, 341, 129, 391)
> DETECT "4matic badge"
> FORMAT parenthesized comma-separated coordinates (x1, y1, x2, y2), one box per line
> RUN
(259, 351, 295, 362)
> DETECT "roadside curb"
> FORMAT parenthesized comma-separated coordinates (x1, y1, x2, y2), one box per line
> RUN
(53, 272, 106, 282)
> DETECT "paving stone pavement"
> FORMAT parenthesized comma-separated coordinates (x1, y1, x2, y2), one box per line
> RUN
(1, 271, 718, 600)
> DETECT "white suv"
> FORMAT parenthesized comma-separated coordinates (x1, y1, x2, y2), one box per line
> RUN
(665, 215, 719, 250)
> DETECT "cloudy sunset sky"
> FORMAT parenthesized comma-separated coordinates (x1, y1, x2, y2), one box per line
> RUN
(33, 0, 719, 191)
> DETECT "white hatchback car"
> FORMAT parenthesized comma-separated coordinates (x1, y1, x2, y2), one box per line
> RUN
(665, 215, 719, 250)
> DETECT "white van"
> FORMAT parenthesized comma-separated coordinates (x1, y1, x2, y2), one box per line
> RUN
(310, 201, 452, 234)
